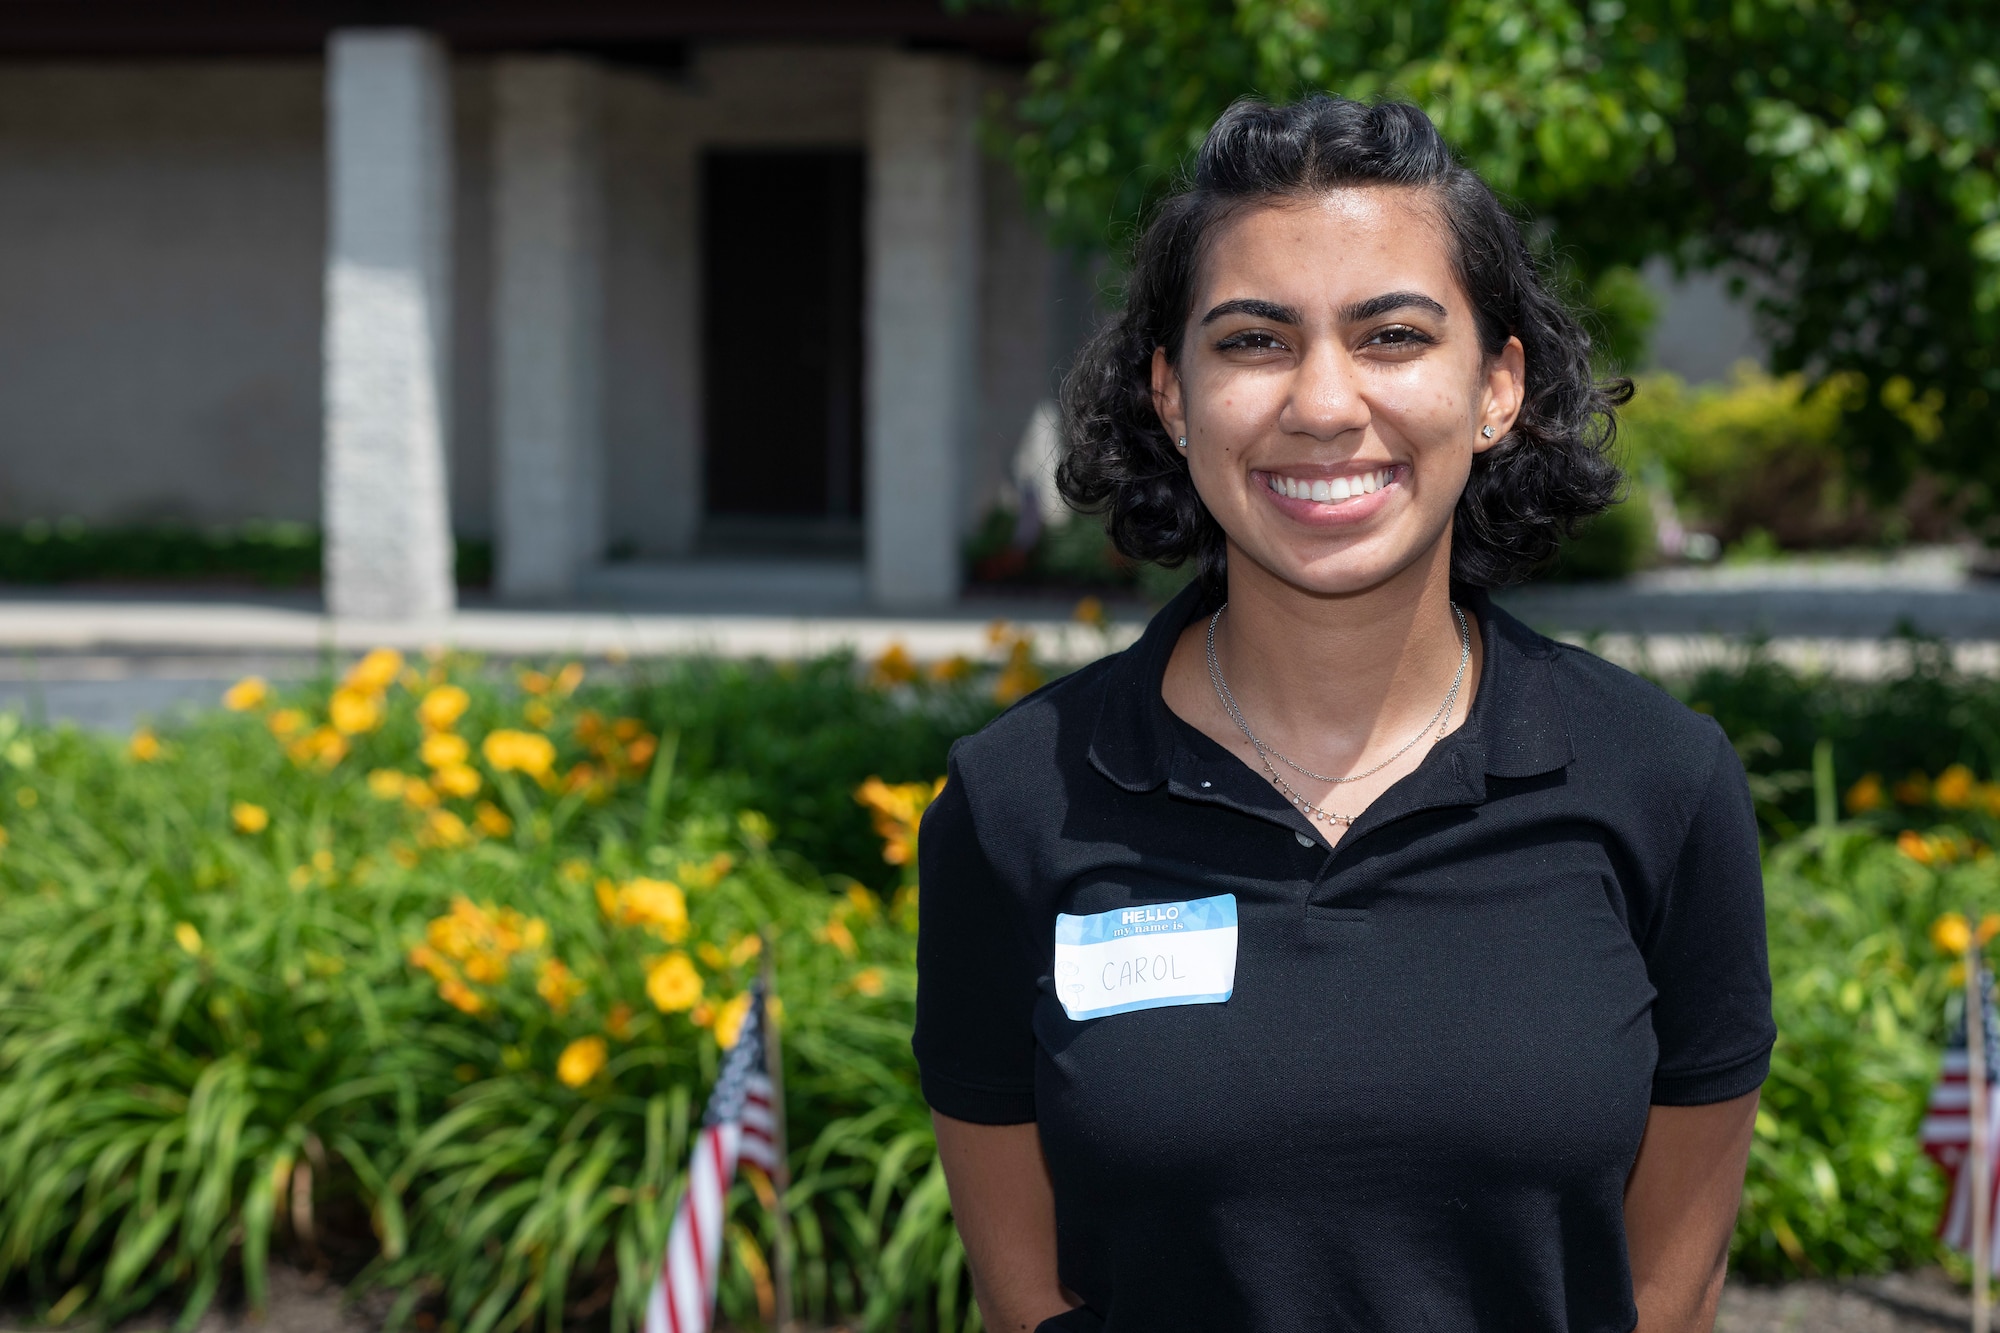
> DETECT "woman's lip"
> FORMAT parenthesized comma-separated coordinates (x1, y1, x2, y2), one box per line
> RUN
(1253, 465, 1402, 525)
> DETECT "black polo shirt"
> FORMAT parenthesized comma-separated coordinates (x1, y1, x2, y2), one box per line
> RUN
(913, 579, 1774, 1332)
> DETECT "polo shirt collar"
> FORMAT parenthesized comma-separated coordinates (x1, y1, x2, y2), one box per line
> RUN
(1087, 575, 1572, 797)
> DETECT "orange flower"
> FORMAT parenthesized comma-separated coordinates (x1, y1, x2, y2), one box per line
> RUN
(552, 662, 585, 696)
(1072, 596, 1108, 630)
(403, 778, 440, 810)
(231, 801, 270, 834)
(557, 1036, 607, 1088)
(474, 801, 513, 836)
(287, 726, 348, 769)
(1894, 772, 1931, 806)
(929, 654, 973, 684)
(1937, 764, 1977, 809)
(222, 676, 268, 711)
(602, 877, 689, 941)
(267, 707, 308, 740)
(1843, 773, 1884, 815)
(871, 641, 919, 687)
(854, 775, 947, 866)
(1899, 829, 1937, 864)
(128, 728, 162, 762)
(537, 958, 585, 1013)
(422, 809, 471, 848)
(606, 1002, 635, 1040)
(993, 632, 1043, 705)
(852, 967, 887, 997)
(519, 669, 552, 696)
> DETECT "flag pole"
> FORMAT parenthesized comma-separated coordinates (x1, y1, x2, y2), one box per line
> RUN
(759, 936, 797, 1333)
(1969, 938, 1990, 1333)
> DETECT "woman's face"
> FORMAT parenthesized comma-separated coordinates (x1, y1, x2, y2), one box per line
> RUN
(1152, 187, 1524, 598)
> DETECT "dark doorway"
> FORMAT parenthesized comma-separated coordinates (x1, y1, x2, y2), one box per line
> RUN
(701, 149, 865, 549)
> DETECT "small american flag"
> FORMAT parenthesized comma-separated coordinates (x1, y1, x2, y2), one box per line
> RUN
(647, 980, 780, 1333)
(1921, 959, 2000, 1266)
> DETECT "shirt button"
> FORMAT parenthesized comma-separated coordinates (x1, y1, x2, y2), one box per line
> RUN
(1295, 830, 1315, 847)
(1200, 780, 1212, 788)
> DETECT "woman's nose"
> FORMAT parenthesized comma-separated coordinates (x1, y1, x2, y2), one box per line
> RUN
(1277, 342, 1368, 442)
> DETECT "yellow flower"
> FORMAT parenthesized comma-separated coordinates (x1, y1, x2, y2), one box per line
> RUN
(1894, 771, 1931, 806)
(433, 763, 482, 799)
(312, 848, 334, 873)
(267, 708, 308, 740)
(174, 921, 203, 956)
(439, 978, 485, 1014)
(552, 662, 585, 696)
(343, 648, 405, 694)
(367, 769, 409, 801)
(402, 778, 439, 810)
(993, 633, 1044, 705)
(128, 727, 162, 762)
(519, 668, 553, 696)
(845, 885, 879, 919)
(738, 810, 775, 847)
(558, 857, 591, 885)
(610, 877, 689, 940)
(698, 942, 727, 968)
(557, 1036, 608, 1088)
(287, 725, 348, 769)
(1980, 915, 2000, 947)
(474, 801, 513, 836)
(852, 967, 887, 997)
(711, 992, 753, 1050)
(1934, 912, 1973, 955)
(1073, 595, 1108, 629)
(871, 641, 919, 687)
(222, 676, 268, 711)
(1937, 764, 1977, 809)
(929, 654, 973, 683)
(537, 958, 585, 1013)
(646, 952, 703, 1012)
(1898, 829, 1936, 864)
(1843, 773, 1884, 815)
(729, 933, 764, 965)
(231, 801, 269, 834)
(421, 731, 470, 769)
(523, 699, 555, 730)
(423, 809, 471, 848)
(483, 729, 556, 780)
(329, 686, 384, 735)
(418, 684, 470, 732)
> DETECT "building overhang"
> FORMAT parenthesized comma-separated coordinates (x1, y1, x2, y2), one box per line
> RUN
(0, 0, 1039, 61)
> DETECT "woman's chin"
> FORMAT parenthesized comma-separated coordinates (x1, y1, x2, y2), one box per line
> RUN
(1231, 529, 1445, 601)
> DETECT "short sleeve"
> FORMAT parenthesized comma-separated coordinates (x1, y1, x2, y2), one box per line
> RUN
(911, 750, 1043, 1124)
(1643, 725, 1776, 1105)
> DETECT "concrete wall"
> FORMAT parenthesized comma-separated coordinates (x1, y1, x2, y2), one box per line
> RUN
(0, 48, 1069, 562)
(0, 61, 324, 526)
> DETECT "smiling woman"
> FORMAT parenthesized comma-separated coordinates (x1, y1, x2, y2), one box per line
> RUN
(915, 95, 1773, 1333)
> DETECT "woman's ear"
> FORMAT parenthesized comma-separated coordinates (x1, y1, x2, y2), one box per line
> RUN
(1151, 346, 1186, 444)
(1475, 335, 1526, 452)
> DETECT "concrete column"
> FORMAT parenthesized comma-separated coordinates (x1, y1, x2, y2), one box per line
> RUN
(492, 56, 605, 600)
(865, 53, 981, 609)
(323, 29, 456, 620)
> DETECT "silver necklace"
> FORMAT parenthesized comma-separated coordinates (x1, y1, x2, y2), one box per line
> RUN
(1205, 601, 1470, 828)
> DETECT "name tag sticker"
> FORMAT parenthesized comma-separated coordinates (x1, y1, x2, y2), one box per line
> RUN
(1052, 894, 1238, 1021)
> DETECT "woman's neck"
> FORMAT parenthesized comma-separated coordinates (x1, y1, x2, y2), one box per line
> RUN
(1205, 534, 1471, 765)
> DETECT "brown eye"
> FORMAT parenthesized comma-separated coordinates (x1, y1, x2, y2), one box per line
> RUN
(1217, 330, 1286, 352)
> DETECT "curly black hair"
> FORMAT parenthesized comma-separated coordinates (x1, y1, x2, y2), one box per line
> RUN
(1056, 94, 1629, 587)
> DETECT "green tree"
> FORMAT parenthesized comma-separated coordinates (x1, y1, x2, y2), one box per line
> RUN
(997, 1, 2000, 515)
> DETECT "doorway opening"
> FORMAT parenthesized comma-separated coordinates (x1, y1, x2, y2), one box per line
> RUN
(700, 148, 865, 556)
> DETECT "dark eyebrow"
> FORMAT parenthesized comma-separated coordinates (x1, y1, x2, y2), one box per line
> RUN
(1199, 297, 1302, 326)
(1341, 291, 1448, 322)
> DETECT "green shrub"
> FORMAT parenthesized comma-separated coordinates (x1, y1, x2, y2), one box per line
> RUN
(0, 522, 493, 589)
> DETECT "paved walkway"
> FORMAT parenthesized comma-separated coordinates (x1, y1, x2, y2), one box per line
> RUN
(7, 549, 2000, 730)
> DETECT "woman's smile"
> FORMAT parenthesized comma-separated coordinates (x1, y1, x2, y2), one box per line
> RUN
(1253, 463, 1402, 525)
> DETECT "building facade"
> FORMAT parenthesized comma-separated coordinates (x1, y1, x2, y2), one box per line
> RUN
(0, 2, 1084, 615)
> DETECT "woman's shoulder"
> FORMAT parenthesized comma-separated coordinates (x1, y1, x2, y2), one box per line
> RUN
(1490, 601, 1733, 787)
(949, 649, 1125, 783)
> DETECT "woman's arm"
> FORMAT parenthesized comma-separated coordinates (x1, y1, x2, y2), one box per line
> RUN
(933, 1112, 1077, 1332)
(1623, 1091, 1760, 1332)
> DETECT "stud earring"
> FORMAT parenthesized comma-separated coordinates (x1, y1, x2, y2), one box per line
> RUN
(1177, 436, 1188, 450)
(1481, 425, 1496, 439)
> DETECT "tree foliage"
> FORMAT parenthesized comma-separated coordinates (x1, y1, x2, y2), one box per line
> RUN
(997, 1, 2000, 513)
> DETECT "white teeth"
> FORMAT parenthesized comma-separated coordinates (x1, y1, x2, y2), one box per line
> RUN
(1268, 467, 1393, 503)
